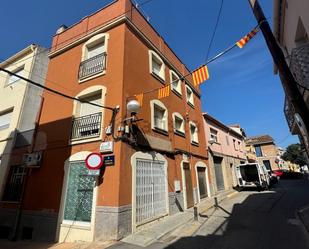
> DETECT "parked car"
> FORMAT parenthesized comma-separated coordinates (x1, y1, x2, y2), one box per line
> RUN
(273, 169, 284, 177)
(235, 163, 270, 190)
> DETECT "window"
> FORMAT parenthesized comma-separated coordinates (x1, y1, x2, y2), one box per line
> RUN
(149, 51, 165, 82)
(7, 66, 24, 85)
(255, 145, 263, 157)
(63, 161, 96, 223)
(263, 160, 271, 171)
(238, 141, 242, 151)
(173, 113, 185, 135)
(186, 85, 194, 107)
(71, 91, 102, 140)
(210, 128, 218, 143)
(151, 100, 168, 132)
(189, 122, 198, 144)
(0, 109, 13, 130)
(170, 70, 182, 96)
(2, 166, 26, 202)
(295, 18, 308, 47)
(79, 33, 108, 80)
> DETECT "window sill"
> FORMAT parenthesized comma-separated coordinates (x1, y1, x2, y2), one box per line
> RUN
(70, 136, 102, 145)
(174, 130, 185, 138)
(61, 221, 91, 230)
(172, 89, 182, 98)
(151, 72, 165, 84)
(78, 70, 106, 83)
(191, 141, 199, 147)
(153, 127, 169, 136)
(187, 101, 195, 109)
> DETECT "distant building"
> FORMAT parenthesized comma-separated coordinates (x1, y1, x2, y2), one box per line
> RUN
(273, 0, 309, 158)
(203, 113, 246, 194)
(0, 44, 49, 238)
(245, 135, 279, 171)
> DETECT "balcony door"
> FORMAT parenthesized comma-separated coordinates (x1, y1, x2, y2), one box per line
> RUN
(79, 93, 102, 117)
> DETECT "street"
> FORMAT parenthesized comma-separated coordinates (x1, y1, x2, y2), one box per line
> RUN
(110, 177, 309, 249)
(1, 177, 309, 249)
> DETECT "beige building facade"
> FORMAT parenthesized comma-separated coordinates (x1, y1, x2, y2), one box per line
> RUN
(245, 135, 280, 171)
(0, 45, 48, 207)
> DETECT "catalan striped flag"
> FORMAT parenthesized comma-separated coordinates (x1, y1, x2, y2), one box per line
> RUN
(192, 65, 210, 86)
(236, 27, 259, 48)
(135, 93, 144, 107)
(158, 85, 170, 99)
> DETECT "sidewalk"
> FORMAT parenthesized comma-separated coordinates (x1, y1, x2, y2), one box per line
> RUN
(0, 240, 115, 249)
(121, 189, 237, 247)
(0, 190, 237, 249)
(298, 205, 309, 233)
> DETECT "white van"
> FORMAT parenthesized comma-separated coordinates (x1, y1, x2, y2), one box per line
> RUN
(235, 163, 270, 190)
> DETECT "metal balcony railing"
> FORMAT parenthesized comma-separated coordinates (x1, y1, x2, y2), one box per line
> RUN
(71, 112, 102, 140)
(284, 97, 296, 132)
(78, 53, 106, 80)
(290, 43, 309, 93)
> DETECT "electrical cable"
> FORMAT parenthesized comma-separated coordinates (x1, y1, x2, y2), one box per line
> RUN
(131, 25, 260, 97)
(0, 67, 114, 111)
(205, 0, 224, 62)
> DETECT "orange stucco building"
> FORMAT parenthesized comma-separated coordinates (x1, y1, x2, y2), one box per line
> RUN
(0, 0, 209, 242)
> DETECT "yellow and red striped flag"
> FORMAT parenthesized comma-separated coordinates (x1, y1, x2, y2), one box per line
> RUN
(135, 93, 144, 107)
(158, 85, 170, 99)
(236, 27, 259, 48)
(192, 65, 210, 86)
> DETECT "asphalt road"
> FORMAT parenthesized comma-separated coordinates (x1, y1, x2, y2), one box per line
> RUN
(111, 177, 309, 249)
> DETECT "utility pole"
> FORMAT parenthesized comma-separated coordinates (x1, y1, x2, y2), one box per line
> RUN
(247, 0, 309, 134)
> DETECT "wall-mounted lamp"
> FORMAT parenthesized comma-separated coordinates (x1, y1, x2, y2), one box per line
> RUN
(127, 100, 141, 116)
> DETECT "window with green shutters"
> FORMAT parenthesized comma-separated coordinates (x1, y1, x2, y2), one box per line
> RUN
(63, 161, 96, 222)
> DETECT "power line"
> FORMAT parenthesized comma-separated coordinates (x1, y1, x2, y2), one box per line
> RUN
(0, 67, 115, 111)
(132, 25, 260, 97)
(205, 0, 224, 62)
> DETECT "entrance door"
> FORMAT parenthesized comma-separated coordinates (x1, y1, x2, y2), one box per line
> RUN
(263, 160, 272, 171)
(183, 162, 194, 208)
(135, 158, 167, 225)
(213, 157, 225, 191)
(197, 167, 208, 199)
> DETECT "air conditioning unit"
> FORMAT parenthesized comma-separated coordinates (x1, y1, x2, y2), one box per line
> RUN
(22, 152, 42, 167)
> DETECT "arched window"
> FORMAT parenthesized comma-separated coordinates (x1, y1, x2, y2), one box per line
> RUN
(150, 99, 168, 132)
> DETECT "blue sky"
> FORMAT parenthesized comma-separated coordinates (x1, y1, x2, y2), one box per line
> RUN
(0, 0, 299, 148)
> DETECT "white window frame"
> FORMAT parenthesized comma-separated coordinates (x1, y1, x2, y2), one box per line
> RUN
(189, 121, 199, 145)
(79, 33, 109, 82)
(6, 66, 24, 86)
(210, 128, 218, 143)
(169, 70, 182, 96)
(82, 33, 109, 61)
(71, 86, 106, 144)
(150, 99, 168, 132)
(0, 108, 13, 131)
(149, 50, 165, 82)
(172, 112, 185, 135)
(186, 85, 194, 107)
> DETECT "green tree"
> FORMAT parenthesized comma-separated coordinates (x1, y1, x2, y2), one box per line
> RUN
(282, 143, 307, 166)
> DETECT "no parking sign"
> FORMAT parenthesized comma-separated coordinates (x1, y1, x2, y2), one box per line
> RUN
(85, 153, 103, 175)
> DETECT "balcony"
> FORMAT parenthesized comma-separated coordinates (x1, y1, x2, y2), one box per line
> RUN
(290, 43, 309, 100)
(78, 53, 106, 80)
(284, 97, 296, 134)
(71, 112, 102, 140)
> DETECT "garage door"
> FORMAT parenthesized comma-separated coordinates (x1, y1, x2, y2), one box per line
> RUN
(135, 158, 167, 225)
